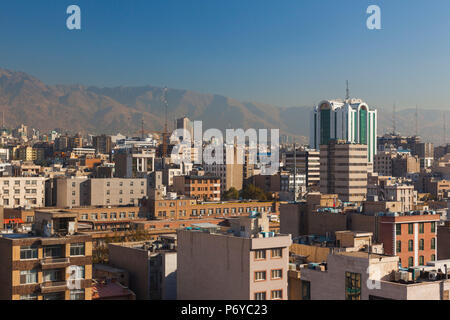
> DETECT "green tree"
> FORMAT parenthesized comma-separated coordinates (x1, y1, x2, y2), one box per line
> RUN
(223, 187, 240, 200)
(240, 184, 269, 201)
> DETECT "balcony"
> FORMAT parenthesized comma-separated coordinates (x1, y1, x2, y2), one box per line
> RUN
(40, 257, 70, 269)
(40, 281, 67, 294)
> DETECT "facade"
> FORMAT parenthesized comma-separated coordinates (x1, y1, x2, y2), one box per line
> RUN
(0, 211, 93, 300)
(0, 177, 47, 208)
(55, 177, 147, 208)
(374, 151, 395, 176)
(282, 149, 320, 186)
(177, 212, 292, 300)
(148, 198, 278, 220)
(310, 99, 377, 163)
(172, 175, 221, 201)
(108, 240, 177, 300)
(298, 251, 450, 300)
(93, 135, 112, 155)
(114, 147, 156, 178)
(320, 140, 368, 202)
(379, 212, 439, 267)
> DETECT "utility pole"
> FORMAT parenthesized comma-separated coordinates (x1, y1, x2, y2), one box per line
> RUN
(293, 138, 297, 202)
(393, 103, 396, 135)
(415, 105, 418, 137)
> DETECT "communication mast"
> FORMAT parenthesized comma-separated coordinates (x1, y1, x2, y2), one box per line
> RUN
(162, 87, 169, 158)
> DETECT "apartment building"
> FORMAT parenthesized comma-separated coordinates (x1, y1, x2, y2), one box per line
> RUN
(172, 175, 221, 201)
(55, 177, 147, 208)
(282, 149, 320, 186)
(93, 135, 112, 155)
(148, 198, 278, 220)
(392, 153, 420, 177)
(320, 140, 368, 202)
(0, 210, 93, 300)
(114, 147, 156, 178)
(177, 211, 291, 300)
(297, 250, 450, 300)
(108, 239, 177, 300)
(368, 181, 417, 212)
(374, 151, 395, 176)
(379, 212, 440, 267)
(0, 177, 47, 208)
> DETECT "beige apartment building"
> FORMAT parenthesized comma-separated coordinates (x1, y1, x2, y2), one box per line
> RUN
(283, 149, 320, 186)
(297, 251, 450, 300)
(55, 177, 147, 208)
(177, 212, 292, 300)
(320, 140, 368, 202)
(0, 177, 47, 208)
(0, 210, 93, 300)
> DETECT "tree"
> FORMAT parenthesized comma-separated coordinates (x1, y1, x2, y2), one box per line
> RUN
(240, 184, 269, 201)
(223, 187, 240, 200)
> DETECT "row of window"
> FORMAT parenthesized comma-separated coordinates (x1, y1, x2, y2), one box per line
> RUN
(157, 206, 272, 217)
(20, 266, 85, 284)
(20, 243, 85, 260)
(400, 255, 436, 268)
(396, 222, 436, 235)
(254, 269, 283, 281)
(254, 248, 283, 260)
(3, 180, 39, 186)
(254, 290, 283, 300)
(80, 212, 136, 221)
(396, 238, 436, 252)
(20, 290, 84, 300)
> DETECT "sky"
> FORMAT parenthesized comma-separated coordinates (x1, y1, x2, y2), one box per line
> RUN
(0, 0, 450, 110)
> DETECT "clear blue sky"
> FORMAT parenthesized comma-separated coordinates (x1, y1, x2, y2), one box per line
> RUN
(0, 0, 449, 110)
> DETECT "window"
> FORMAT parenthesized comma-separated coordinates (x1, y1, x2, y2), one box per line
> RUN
(345, 272, 361, 300)
(431, 254, 436, 261)
(91, 214, 98, 220)
(20, 246, 38, 260)
(419, 256, 424, 265)
(81, 214, 88, 220)
(302, 281, 311, 300)
(396, 224, 401, 235)
(419, 239, 424, 251)
(271, 248, 282, 258)
(408, 223, 413, 234)
(20, 269, 38, 284)
(43, 245, 62, 258)
(431, 222, 436, 233)
(120, 212, 126, 218)
(419, 223, 424, 234)
(431, 238, 436, 250)
(271, 269, 282, 279)
(101, 213, 108, 220)
(254, 292, 266, 300)
(255, 250, 266, 260)
(70, 243, 85, 256)
(111, 212, 117, 219)
(70, 289, 85, 300)
(408, 257, 414, 267)
(396, 241, 401, 253)
(408, 240, 414, 252)
(254, 271, 266, 281)
(43, 269, 63, 282)
(271, 290, 282, 300)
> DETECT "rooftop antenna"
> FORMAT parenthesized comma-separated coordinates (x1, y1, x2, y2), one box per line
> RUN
(444, 112, 447, 147)
(345, 80, 350, 101)
(415, 105, 418, 137)
(293, 137, 297, 202)
(393, 103, 397, 135)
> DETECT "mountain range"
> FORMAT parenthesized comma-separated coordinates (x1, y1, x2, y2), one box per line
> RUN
(0, 68, 447, 145)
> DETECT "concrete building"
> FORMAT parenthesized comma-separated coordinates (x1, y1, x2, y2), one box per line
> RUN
(0, 210, 93, 300)
(320, 140, 368, 202)
(310, 99, 377, 163)
(114, 147, 156, 178)
(55, 177, 147, 208)
(0, 177, 47, 208)
(379, 212, 439, 267)
(93, 135, 112, 155)
(108, 239, 177, 300)
(177, 212, 292, 300)
(392, 153, 420, 177)
(282, 149, 320, 186)
(173, 175, 221, 201)
(298, 251, 450, 300)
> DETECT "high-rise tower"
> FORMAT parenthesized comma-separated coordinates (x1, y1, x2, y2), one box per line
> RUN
(309, 98, 377, 163)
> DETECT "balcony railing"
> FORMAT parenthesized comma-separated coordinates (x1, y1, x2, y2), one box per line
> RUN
(40, 281, 67, 293)
(40, 257, 70, 269)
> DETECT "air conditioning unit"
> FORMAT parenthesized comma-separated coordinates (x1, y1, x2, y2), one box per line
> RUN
(429, 272, 438, 281)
